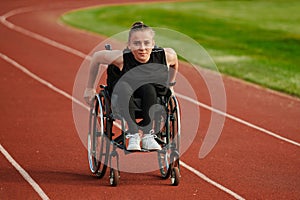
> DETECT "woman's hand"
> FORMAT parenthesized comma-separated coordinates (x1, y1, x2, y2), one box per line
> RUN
(170, 86, 175, 96)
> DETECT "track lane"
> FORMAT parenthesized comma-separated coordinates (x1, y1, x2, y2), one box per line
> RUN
(0, 144, 49, 200)
(1, 1, 300, 199)
(182, 109, 300, 199)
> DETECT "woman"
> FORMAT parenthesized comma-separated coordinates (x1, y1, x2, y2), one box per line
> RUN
(84, 22, 178, 151)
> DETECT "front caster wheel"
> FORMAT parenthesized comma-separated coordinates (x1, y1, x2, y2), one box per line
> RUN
(109, 169, 119, 186)
(171, 167, 180, 186)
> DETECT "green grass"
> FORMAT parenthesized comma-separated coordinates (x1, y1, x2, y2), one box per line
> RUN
(61, 0, 300, 97)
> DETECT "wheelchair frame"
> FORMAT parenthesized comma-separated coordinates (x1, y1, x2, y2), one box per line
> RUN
(87, 45, 181, 186)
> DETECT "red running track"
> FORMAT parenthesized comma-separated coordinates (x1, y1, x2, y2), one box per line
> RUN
(1, 1, 300, 199)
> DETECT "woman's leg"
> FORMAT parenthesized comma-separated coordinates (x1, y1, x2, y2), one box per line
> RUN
(114, 81, 139, 134)
(134, 84, 157, 133)
(113, 81, 141, 151)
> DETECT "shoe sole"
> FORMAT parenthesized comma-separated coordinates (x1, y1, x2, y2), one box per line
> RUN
(127, 146, 141, 151)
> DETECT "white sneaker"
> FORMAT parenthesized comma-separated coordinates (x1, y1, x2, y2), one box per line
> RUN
(142, 133, 161, 150)
(126, 133, 141, 151)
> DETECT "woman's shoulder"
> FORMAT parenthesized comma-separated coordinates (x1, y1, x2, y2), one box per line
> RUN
(162, 48, 178, 67)
(93, 49, 123, 69)
(163, 47, 176, 55)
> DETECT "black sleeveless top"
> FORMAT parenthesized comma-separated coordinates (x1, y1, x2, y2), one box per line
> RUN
(107, 47, 169, 95)
(122, 47, 167, 74)
(122, 47, 169, 96)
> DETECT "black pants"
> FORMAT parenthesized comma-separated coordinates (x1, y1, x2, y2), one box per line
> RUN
(115, 82, 157, 134)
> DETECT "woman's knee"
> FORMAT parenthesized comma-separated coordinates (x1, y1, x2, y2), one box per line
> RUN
(137, 84, 156, 97)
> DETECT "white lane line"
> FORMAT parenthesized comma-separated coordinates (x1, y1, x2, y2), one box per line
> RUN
(0, 53, 88, 110)
(1, 7, 298, 148)
(0, 7, 88, 60)
(0, 144, 50, 200)
(176, 94, 300, 147)
(0, 53, 244, 199)
(180, 162, 245, 200)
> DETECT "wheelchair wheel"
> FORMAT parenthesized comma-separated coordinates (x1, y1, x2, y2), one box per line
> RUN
(158, 149, 171, 179)
(158, 96, 180, 179)
(88, 91, 112, 178)
(109, 168, 120, 186)
(171, 167, 180, 186)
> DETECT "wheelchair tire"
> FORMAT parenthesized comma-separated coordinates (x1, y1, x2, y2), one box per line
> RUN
(171, 167, 180, 186)
(158, 96, 181, 179)
(109, 168, 119, 186)
(88, 91, 111, 178)
(158, 149, 171, 179)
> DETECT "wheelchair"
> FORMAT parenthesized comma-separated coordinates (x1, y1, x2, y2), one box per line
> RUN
(87, 45, 181, 186)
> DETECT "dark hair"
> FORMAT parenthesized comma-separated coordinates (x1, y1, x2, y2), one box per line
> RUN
(131, 21, 149, 29)
(128, 21, 155, 41)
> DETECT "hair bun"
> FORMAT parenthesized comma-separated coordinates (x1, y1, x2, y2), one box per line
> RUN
(131, 21, 148, 29)
(128, 21, 154, 41)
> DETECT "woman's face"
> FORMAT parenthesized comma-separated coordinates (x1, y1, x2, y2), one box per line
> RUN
(128, 30, 155, 63)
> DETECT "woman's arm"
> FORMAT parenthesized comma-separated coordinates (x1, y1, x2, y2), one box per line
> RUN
(164, 47, 179, 85)
(86, 50, 123, 88)
(84, 50, 123, 104)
